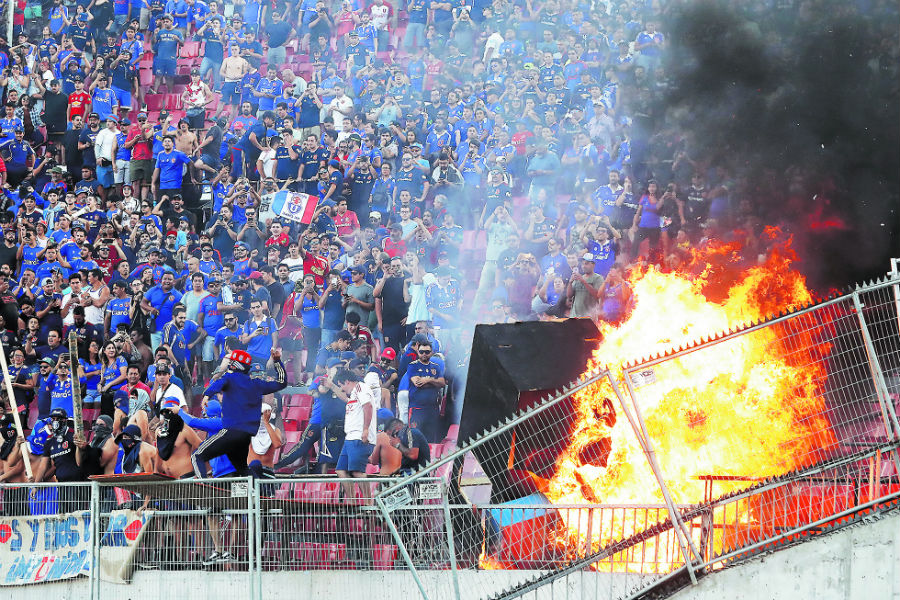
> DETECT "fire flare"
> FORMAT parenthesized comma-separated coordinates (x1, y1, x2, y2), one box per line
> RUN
(546, 229, 837, 516)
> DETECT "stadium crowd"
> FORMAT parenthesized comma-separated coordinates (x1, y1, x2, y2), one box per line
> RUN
(0, 0, 897, 524)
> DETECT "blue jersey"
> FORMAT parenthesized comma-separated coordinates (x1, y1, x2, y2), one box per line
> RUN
(106, 296, 131, 331)
(406, 360, 444, 408)
(144, 285, 183, 332)
(213, 326, 243, 358)
(242, 317, 277, 359)
(92, 88, 117, 119)
(47, 374, 86, 416)
(254, 77, 283, 112)
(155, 149, 192, 188)
(198, 294, 223, 336)
(162, 320, 188, 364)
(425, 280, 461, 328)
(202, 362, 287, 434)
(154, 28, 183, 56)
(101, 355, 129, 392)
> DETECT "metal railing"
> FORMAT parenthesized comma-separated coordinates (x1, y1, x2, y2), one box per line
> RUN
(3, 278, 900, 600)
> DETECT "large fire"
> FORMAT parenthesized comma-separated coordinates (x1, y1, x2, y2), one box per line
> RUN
(536, 229, 841, 566)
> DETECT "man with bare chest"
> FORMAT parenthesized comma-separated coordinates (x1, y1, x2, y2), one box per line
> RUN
(246, 402, 282, 477)
(219, 45, 250, 117)
(175, 121, 198, 155)
(156, 398, 202, 478)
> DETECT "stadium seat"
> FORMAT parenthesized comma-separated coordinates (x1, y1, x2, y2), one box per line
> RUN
(145, 94, 164, 111)
(284, 430, 302, 445)
(429, 443, 443, 461)
(164, 94, 182, 110)
(180, 41, 201, 58)
(373, 544, 398, 570)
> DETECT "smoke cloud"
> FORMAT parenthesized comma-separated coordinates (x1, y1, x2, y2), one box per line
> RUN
(661, 1, 899, 288)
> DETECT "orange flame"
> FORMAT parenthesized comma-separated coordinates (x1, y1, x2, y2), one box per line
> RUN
(546, 231, 837, 517)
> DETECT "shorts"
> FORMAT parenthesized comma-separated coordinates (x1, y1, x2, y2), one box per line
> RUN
(153, 57, 176, 77)
(130, 159, 153, 180)
(336, 439, 374, 473)
(111, 85, 132, 109)
(199, 153, 221, 170)
(97, 164, 115, 188)
(201, 335, 216, 361)
(115, 158, 132, 185)
(221, 81, 241, 105)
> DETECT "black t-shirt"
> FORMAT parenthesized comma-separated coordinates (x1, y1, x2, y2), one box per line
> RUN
(0, 242, 17, 272)
(63, 128, 84, 170)
(379, 276, 407, 326)
(43, 429, 83, 482)
(202, 124, 223, 154)
(266, 281, 286, 321)
(398, 426, 430, 471)
(267, 21, 292, 48)
(43, 91, 69, 133)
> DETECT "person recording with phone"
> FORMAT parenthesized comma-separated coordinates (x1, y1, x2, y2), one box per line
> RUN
(239, 299, 279, 365)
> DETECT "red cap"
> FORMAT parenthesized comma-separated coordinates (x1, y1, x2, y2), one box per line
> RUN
(248, 271, 263, 280)
(227, 349, 252, 365)
(380, 347, 396, 360)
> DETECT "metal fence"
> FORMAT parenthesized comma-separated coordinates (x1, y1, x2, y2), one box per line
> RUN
(2, 279, 899, 600)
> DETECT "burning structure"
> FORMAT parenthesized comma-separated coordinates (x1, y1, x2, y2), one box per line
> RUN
(410, 231, 900, 595)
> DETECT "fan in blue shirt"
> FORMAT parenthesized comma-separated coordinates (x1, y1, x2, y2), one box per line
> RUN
(153, 136, 192, 191)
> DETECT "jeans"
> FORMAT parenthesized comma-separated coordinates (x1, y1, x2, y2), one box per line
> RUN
(403, 23, 426, 50)
(267, 46, 287, 68)
(199, 56, 222, 89)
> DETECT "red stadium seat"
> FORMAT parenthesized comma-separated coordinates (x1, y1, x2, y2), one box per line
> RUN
(180, 41, 201, 58)
(164, 94, 182, 110)
(139, 69, 154, 88)
(284, 430, 302, 445)
(145, 94, 164, 111)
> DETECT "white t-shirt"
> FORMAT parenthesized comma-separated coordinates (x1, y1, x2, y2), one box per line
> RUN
(155, 382, 187, 408)
(370, 4, 389, 29)
(328, 96, 354, 130)
(344, 382, 377, 442)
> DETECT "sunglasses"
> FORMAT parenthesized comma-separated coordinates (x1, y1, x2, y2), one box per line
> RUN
(418, 350, 432, 355)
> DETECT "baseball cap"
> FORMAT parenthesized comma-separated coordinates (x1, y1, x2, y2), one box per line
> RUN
(380, 347, 396, 361)
(369, 211, 382, 220)
(40, 277, 54, 286)
(350, 264, 366, 274)
(114, 424, 142, 444)
(88, 112, 100, 119)
(155, 364, 171, 375)
(40, 357, 56, 367)
(582, 253, 596, 262)
(159, 109, 170, 118)
(348, 358, 366, 369)
(247, 271, 263, 280)
(106, 115, 118, 122)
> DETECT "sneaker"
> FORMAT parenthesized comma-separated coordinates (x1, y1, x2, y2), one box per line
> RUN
(202, 551, 234, 566)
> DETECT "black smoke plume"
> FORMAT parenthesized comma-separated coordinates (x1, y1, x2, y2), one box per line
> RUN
(661, 1, 899, 288)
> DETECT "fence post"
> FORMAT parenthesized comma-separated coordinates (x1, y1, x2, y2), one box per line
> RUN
(90, 481, 100, 600)
(852, 291, 900, 440)
(243, 476, 256, 600)
(616, 372, 701, 582)
(375, 494, 431, 600)
(441, 488, 462, 600)
(252, 478, 262, 600)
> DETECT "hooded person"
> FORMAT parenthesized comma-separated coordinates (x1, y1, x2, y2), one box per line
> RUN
(114, 424, 156, 474)
(179, 400, 236, 477)
(0, 414, 17, 462)
(0, 414, 29, 513)
(81, 414, 118, 476)
(191, 348, 287, 478)
(156, 398, 185, 462)
(24, 418, 60, 515)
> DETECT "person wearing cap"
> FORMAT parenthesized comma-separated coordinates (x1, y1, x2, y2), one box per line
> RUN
(89, 74, 118, 121)
(0, 126, 34, 187)
(567, 252, 604, 319)
(151, 15, 184, 94)
(66, 74, 92, 122)
(93, 115, 119, 193)
(77, 114, 102, 187)
(182, 68, 214, 130)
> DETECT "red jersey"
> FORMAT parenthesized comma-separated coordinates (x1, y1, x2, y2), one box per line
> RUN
(125, 124, 153, 160)
(333, 210, 360, 238)
(382, 237, 407, 258)
(302, 252, 328, 286)
(68, 91, 92, 118)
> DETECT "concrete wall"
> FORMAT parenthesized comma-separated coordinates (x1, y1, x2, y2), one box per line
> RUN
(5, 510, 897, 600)
(669, 509, 900, 600)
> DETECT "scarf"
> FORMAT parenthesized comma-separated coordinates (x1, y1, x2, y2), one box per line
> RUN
(90, 421, 114, 450)
(120, 439, 143, 473)
(156, 412, 184, 461)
